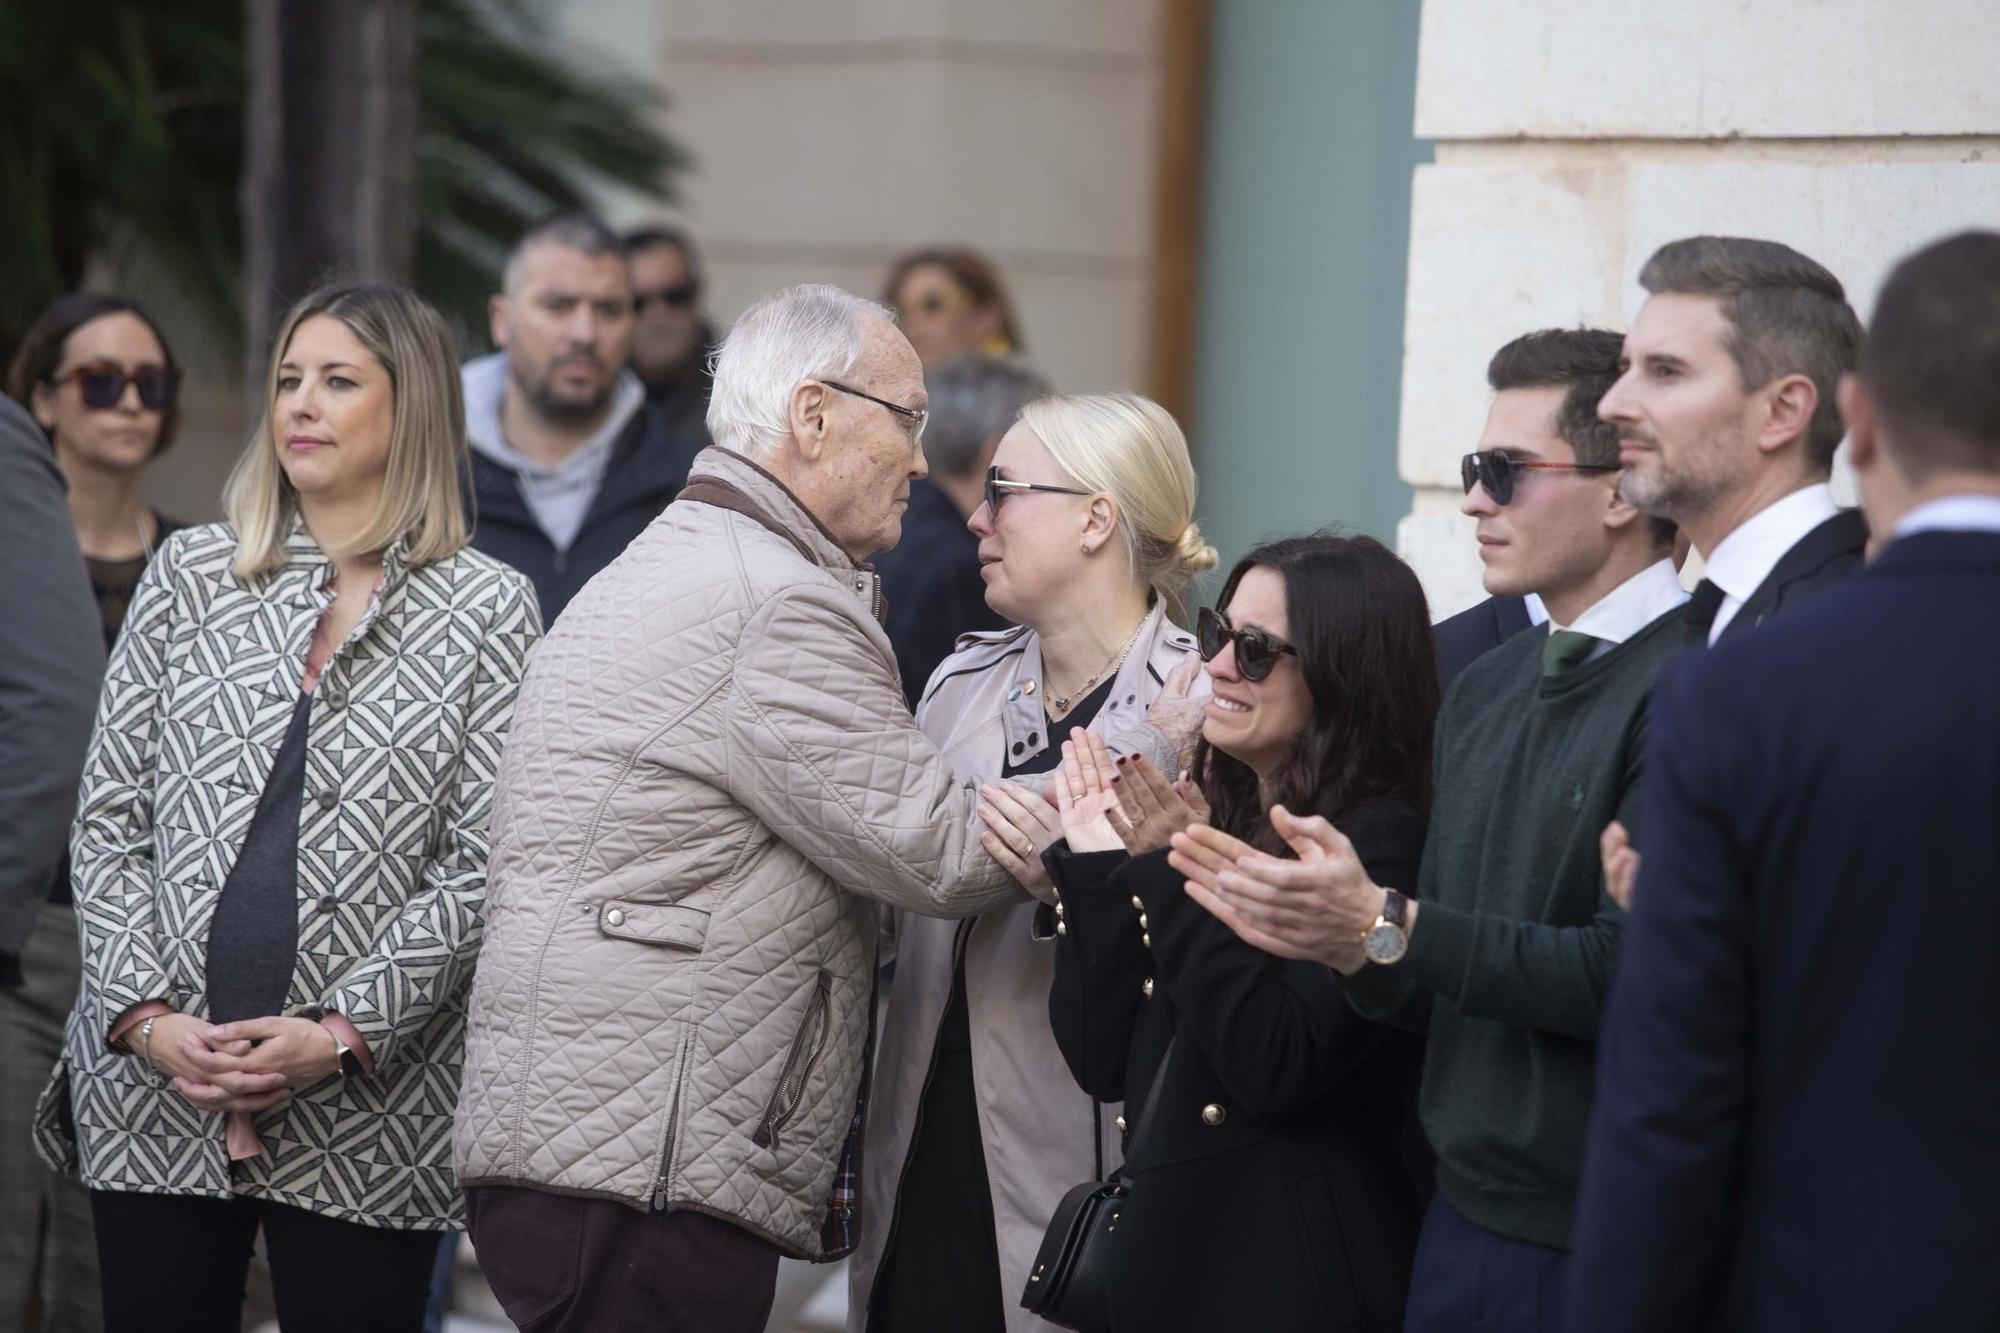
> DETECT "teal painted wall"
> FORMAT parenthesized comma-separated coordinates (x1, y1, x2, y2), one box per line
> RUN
(1189, 3, 1430, 584)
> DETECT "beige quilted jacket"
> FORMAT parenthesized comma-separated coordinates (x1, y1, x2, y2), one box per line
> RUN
(454, 448, 1180, 1258)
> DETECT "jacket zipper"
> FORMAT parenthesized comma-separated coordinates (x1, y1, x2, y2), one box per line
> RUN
(864, 918, 973, 1304)
(652, 1028, 694, 1211)
(755, 971, 833, 1150)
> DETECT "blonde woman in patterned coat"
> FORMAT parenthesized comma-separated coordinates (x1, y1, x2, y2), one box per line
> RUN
(33, 284, 542, 1333)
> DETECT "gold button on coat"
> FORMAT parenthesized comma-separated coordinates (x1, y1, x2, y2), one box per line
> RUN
(1201, 1103, 1226, 1126)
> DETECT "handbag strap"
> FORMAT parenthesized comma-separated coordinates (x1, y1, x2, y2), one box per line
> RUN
(1113, 1037, 1176, 1183)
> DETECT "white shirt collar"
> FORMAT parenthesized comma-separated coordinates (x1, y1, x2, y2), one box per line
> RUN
(1522, 592, 1549, 627)
(1552, 558, 1689, 646)
(1701, 482, 1840, 603)
(1892, 494, 2000, 540)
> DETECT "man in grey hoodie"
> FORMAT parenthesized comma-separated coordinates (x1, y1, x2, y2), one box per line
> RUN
(464, 211, 705, 622)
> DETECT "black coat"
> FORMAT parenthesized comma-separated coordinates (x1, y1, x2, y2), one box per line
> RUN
(466, 401, 703, 624)
(1570, 529, 2000, 1332)
(1045, 800, 1428, 1333)
(871, 478, 1006, 708)
(1432, 594, 1533, 693)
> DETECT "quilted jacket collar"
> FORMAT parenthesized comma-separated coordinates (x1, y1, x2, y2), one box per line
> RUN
(687, 447, 860, 573)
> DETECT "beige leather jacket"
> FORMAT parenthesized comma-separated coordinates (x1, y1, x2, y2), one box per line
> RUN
(453, 448, 1175, 1259)
(849, 604, 1200, 1331)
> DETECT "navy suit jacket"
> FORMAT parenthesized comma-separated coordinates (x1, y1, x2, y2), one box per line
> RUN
(1717, 507, 1868, 643)
(1432, 594, 1533, 692)
(1569, 529, 2000, 1333)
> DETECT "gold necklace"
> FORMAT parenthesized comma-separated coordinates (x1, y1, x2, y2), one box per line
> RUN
(1046, 618, 1146, 716)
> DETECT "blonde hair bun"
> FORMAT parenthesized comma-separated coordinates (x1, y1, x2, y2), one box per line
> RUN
(1176, 522, 1219, 574)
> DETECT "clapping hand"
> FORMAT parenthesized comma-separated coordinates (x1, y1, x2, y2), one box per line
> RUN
(1169, 804, 1385, 972)
(1101, 740, 1209, 856)
(1599, 820, 1640, 911)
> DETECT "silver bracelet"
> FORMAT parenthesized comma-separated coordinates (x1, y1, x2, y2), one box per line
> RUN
(136, 1015, 158, 1066)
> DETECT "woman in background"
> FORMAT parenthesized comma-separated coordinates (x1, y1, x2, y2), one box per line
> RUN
(883, 246, 1025, 368)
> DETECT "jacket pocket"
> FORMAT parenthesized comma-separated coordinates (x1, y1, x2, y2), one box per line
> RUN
(753, 970, 832, 1150)
(32, 1054, 80, 1175)
(595, 900, 710, 950)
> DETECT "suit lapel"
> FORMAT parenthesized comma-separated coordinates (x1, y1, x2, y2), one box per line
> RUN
(1719, 509, 1868, 644)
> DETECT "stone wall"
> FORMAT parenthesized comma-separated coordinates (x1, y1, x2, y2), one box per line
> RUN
(646, 0, 1169, 394)
(1398, 0, 2000, 617)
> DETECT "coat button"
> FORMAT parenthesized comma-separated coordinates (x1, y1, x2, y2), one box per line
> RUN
(1140, 932, 1151, 949)
(1201, 1104, 1226, 1127)
(323, 687, 346, 709)
(1008, 686, 1022, 702)
(1055, 921, 1068, 937)
(605, 908, 625, 927)
(317, 894, 338, 913)
(1141, 977, 1153, 998)
(1130, 895, 1144, 911)
(1023, 680, 1037, 696)
(1114, 1115, 1128, 1134)
(1137, 912, 1149, 930)
(315, 788, 338, 810)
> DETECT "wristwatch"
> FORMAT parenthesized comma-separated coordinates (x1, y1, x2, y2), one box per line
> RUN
(328, 1029, 364, 1080)
(1361, 889, 1411, 966)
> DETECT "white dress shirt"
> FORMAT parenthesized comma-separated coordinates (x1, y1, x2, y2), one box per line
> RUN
(1700, 482, 1840, 645)
(1523, 592, 1548, 627)
(1892, 494, 2000, 539)
(1550, 558, 1690, 655)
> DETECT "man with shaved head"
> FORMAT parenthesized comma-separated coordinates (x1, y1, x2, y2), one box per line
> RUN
(464, 211, 705, 621)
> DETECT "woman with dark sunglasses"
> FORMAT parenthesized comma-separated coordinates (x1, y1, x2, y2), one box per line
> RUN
(7, 294, 189, 649)
(1, 294, 188, 1330)
(983, 533, 1439, 1332)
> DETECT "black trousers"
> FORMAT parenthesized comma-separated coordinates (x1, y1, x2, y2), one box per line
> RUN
(89, 1188, 441, 1333)
(1404, 1192, 1572, 1333)
(465, 1184, 780, 1333)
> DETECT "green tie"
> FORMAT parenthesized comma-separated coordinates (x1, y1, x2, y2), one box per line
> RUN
(1542, 628, 1600, 677)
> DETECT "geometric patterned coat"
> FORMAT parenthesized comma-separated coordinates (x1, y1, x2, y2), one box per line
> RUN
(34, 519, 540, 1230)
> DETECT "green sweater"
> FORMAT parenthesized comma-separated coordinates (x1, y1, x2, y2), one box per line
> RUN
(1343, 606, 1687, 1250)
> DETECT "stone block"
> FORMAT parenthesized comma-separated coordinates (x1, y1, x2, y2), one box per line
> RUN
(1417, 0, 2000, 140)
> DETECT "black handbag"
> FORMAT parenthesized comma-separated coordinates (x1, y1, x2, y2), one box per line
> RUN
(1019, 1041, 1176, 1331)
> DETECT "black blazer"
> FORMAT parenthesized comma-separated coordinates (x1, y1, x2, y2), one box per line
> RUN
(1045, 800, 1428, 1333)
(1433, 594, 1533, 691)
(1569, 529, 2000, 1332)
(1715, 507, 1867, 643)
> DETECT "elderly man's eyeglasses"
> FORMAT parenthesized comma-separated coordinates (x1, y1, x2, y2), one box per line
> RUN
(983, 466, 1091, 515)
(822, 380, 927, 437)
(1459, 449, 1619, 507)
(1197, 607, 1297, 683)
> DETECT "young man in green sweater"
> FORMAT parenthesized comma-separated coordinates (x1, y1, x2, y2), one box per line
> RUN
(1172, 328, 1686, 1333)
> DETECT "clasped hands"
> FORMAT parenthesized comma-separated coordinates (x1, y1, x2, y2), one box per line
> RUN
(127, 1013, 341, 1114)
(978, 730, 1212, 901)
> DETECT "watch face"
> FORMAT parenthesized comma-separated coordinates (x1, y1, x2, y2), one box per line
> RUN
(1363, 922, 1408, 965)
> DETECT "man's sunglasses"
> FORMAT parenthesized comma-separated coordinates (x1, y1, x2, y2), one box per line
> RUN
(1197, 606, 1298, 683)
(983, 465, 1091, 515)
(1459, 449, 1619, 506)
(50, 361, 179, 412)
(634, 283, 699, 313)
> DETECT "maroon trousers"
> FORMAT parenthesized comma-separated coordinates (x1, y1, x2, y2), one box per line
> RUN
(465, 1185, 780, 1333)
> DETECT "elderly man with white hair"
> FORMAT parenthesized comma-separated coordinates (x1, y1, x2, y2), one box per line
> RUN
(453, 285, 1193, 1331)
